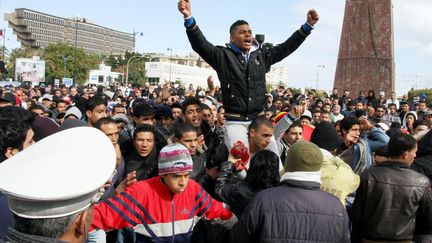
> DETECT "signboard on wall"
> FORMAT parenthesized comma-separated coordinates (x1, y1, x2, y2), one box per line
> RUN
(15, 57, 45, 83)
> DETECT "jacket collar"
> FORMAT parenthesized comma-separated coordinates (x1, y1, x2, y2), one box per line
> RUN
(279, 179, 321, 190)
(377, 160, 411, 168)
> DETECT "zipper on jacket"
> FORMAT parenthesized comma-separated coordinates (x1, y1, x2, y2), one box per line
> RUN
(171, 193, 175, 243)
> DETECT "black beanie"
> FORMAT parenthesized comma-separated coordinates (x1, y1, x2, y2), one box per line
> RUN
(310, 121, 341, 152)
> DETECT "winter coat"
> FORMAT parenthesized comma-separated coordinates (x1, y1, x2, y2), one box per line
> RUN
(351, 161, 432, 242)
(412, 129, 432, 180)
(214, 161, 256, 218)
(228, 179, 350, 243)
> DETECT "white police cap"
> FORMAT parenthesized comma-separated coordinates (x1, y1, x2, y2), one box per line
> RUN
(0, 127, 116, 219)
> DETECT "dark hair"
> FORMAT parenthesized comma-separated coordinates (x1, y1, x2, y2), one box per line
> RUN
(132, 101, 155, 118)
(85, 97, 107, 112)
(94, 117, 116, 130)
(388, 103, 397, 109)
(245, 150, 280, 191)
(0, 107, 33, 162)
(285, 120, 302, 133)
(413, 119, 429, 130)
(200, 103, 211, 111)
(13, 212, 78, 239)
(249, 116, 273, 132)
(321, 110, 330, 116)
(375, 146, 389, 157)
(181, 97, 201, 114)
(340, 116, 360, 134)
(229, 20, 249, 35)
(217, 105, 224, 113)
(173, 122, 195, 140)
(388, 134, 417, 158)
(133, 124, 155, 140)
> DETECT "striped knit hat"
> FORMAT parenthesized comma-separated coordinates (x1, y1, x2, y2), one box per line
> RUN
(158, 144, 193, 175)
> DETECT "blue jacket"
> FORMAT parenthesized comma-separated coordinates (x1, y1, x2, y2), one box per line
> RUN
(0, 192, 13, 238)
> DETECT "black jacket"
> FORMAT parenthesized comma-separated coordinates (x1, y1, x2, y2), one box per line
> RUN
(229, 179, 350, 243)
(352, 162, 432, 242)
(214, 161, 256, 218)
(412, 129, 432, 180)
(186, 23, 308, 121)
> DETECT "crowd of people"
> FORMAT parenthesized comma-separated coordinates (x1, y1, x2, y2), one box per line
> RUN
(1, 0, 432, 242)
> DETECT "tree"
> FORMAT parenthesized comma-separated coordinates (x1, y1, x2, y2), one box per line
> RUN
(42, 42, 100, 86)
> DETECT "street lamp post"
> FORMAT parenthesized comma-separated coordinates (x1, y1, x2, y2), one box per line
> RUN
(316, 65, 325, 91)
(125, 55, 146, 85)
(167, 47, 172, 82)
(73, 18, 79, 86)
(63, 56, 69, 79)
(132, 30, 143, 53)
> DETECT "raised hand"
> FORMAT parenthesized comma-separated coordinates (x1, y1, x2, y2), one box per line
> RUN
(307, 9, 319, 26)
(178, 0, 192, 18)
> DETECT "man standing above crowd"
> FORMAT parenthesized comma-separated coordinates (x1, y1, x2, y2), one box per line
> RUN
(178, 0, 319, 154)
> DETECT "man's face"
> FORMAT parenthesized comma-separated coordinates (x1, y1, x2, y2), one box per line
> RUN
(404, 144, 417, 166)
(133, 131, 155, 157)
(249, 125, 274, 151)
(322, 105, 331, 112)
(134, 114, 155, 126)
(320, 113, 330, 122)
(313, 112, 321, 123)
(230, 24, 253, 53)
(202, 109, 214, 126)
(86, 104, 107, 126)
(419, 102, 427, 111)
(172, 108, 182, 119)
(161, 172, 191, 194)
(184, 104, 202, 128)
(375, 108, 385, 117)
(388, 105, 397, 115)
(283, 126, 303, 145)
(100, 123, 120, 146)
(274, 100, 282, 110)
(56, 102, 67, 113)
(177, 131, 198, 155)
(343, 124, 360, 145)
(70, 88, 78, 97)
(355, 102, 364, 111)
(113, 107, 126, 115)
(61, 88, 68, 96)
(401, 104, 409, 112)
(32, 108, 46, 117)
(217, 108, 225, 126)
(300, 118, 311, 127)
(42, 99, 52, 108)
(426, 115, 432, 126)
(332, 106, 341, 115)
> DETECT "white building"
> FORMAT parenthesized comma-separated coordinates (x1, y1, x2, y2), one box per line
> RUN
(145, 61, 220, 88)
(87, 63, 120, 87)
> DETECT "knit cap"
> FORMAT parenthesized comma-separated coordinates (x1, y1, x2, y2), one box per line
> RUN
(158, 144, 193, 175)
(310, 121, 341, 152)
(284, 141, 323, 172)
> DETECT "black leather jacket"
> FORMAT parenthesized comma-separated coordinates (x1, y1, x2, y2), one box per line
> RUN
(186, 23, 309, 121)
(352, 161, 432, 242)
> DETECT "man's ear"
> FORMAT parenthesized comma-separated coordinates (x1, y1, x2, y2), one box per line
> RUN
(4, 147, 19, 159)
(74, 208, 92, 236)
(85, 110, 92, 120)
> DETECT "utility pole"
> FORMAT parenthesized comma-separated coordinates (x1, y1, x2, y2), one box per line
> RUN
(73, 17, 79, 86)
(167, 47, 172, 82)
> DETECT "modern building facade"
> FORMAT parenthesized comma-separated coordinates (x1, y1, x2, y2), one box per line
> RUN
(5, 8, 134, 56)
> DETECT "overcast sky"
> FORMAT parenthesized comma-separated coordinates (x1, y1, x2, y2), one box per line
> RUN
(1, 0, 431, 95)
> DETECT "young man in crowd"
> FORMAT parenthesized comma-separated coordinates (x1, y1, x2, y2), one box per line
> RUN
(85, 96, 108, 127)
(90, 143, 233, 242)
(279, 121, 303, 163)
(352, 134, 432, 242)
